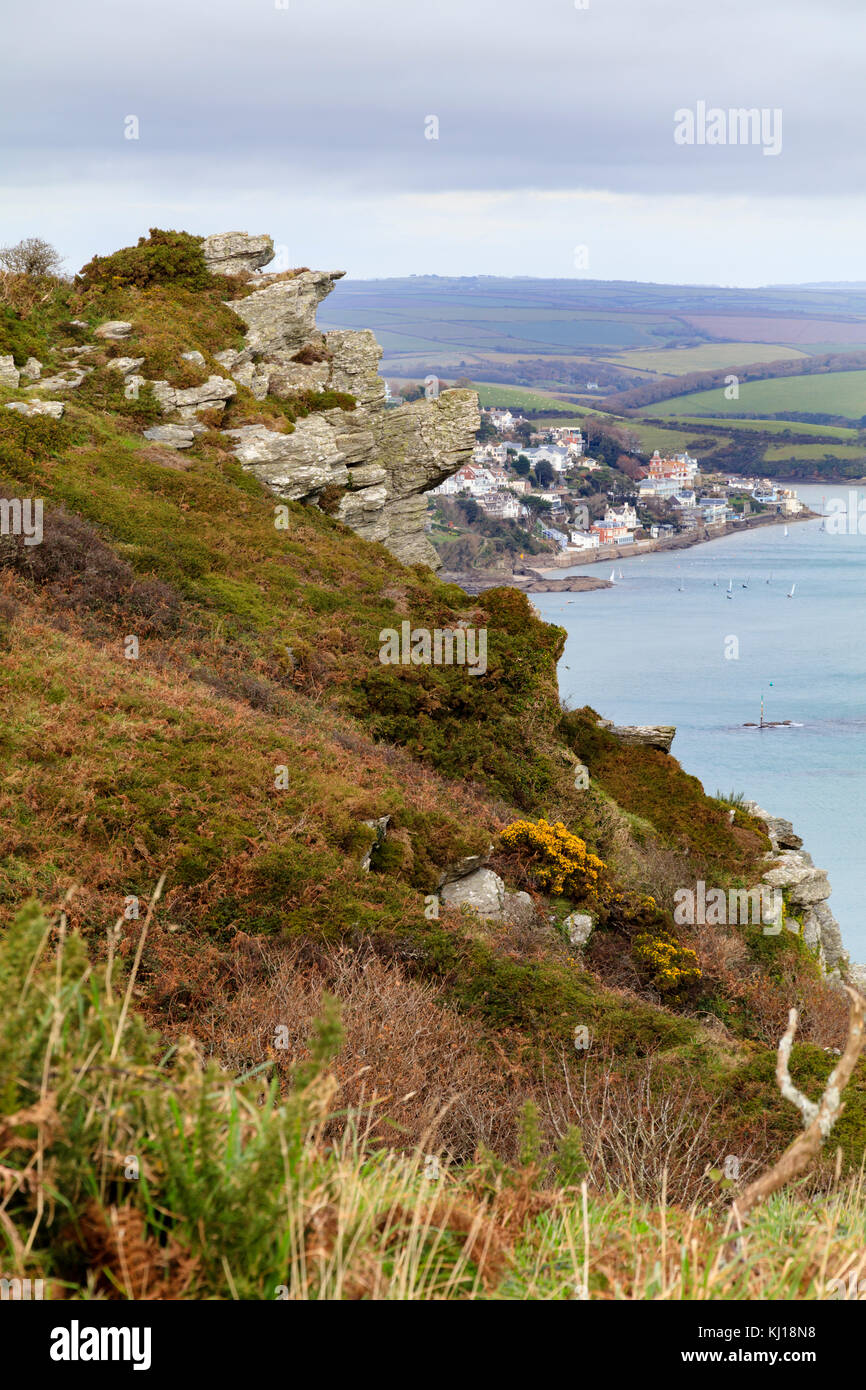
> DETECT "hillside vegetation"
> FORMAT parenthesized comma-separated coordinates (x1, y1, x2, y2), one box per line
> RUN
(2, 233, 864, 1299)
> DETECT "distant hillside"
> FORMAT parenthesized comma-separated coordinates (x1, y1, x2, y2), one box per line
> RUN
(317, 276, 866, 393)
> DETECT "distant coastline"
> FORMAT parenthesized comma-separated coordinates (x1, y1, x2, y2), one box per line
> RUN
(442, 507, 815, 595)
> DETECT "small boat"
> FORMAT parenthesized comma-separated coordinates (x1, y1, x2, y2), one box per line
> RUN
(784, 525, 789, 537)
(741, 579, 749, 588)
(609, 568, 616, 582)
(727, 579, 733, 593)
(787, 583, 796, 598)
(725, 590, 733, 599)
(618, 569, 624, 579)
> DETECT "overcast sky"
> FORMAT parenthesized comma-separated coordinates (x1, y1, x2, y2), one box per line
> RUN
(2, 0, 864, 284)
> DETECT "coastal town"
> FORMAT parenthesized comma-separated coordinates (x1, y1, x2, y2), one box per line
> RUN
(426, 403, 808, 575)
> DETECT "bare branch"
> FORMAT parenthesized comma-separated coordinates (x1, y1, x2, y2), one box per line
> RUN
(732, 986, 865, 1222)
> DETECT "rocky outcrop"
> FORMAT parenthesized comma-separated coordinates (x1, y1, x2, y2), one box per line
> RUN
(596, 718, 676, 753)
(439, 867, 534, 926)
(202, 232, 275, 277)
(563, 910, 594, 947)
(196, 231, 479, 568)
(745, 801, 847, 972)
(0, 355, 20, 389)
(227, 271, 345, 356)
(5, 400, 64, 419)
(94, 321, 133, 341)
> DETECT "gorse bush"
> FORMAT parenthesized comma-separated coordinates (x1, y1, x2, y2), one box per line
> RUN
(632, 927, 702, 994)
(77, 229, 212, 292)
(500, 818, 606, 902)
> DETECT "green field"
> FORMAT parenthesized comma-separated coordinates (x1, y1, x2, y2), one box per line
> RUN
(471, 381, 583, 411)
(624, 420, 726, 455)
(645, 369, 866, 421)
(762, 442, 866, 461)
(604, 343, 809, 376)
(648, 414, 862, 440)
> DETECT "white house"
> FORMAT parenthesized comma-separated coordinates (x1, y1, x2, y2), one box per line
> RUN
(569, 530, 600, 551)
(603, 503, 639, 531)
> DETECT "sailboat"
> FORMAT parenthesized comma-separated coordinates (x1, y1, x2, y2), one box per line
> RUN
(617, 569, 624, 579)
(741, 578, 749, 588)
(784, 525, 789, 537)
(787, 583, 796, 599)
(726, 579, 733, 599)
(609, 568, 616, 582)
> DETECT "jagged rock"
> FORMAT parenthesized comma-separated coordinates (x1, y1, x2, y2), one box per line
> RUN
(341, 391, 479, 567)
(596, 718, 676, 753)
(743, 802, 803, 852)
(94, 320, 133, 341)
(227, 271, 345, 356)
(27, 368, 89, 391)
(0, 355, 20, 388)
(181, 351, 207, 367)
(143, 424, 196, 449)
(360, 815, 390, 872)
(439, 867, 533, 925)
(849, 963, 866, 995)
(5, 400, 64, 419)
(106, 357, 145, 376)
(202, 232, 275, 277)
(224, 419, 350, 499)
(204, 231, 478, 567)
(564, 911, 594, 947)
(267, 359, 329, 397)
(762, 852, 831, 907)
(151, 375, 236, 416)
(325, 330, 386, 409)
(20, 357, 42, 381)
(804, 901, 846, 969)
(229, 360, 271, 401)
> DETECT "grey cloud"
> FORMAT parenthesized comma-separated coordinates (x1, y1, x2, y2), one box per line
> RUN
(2, 0, 865, 199)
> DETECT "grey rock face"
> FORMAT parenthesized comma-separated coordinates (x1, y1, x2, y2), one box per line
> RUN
(5, 400, 65, 419)
(762, 853, 831, 907)
(746, 802, 847, 972)
(196, 232, 480, 567)
(143, 424, 196, 449)
(743, 802, 802, 852)
(0, 355, 20, 388)
(20, 357, 42, 381)
(224, 419, 350, 499)
(151, 375, 236, 419)
(596, 718, 676, 753)
(439, 867, 533, 925)
(227, 271, 345, 356)
(202, 232, 275, 277)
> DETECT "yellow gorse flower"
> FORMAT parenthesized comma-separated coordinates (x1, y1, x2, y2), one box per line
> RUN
(501, 818, 606, 902)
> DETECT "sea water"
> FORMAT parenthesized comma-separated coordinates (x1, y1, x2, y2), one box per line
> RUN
(531, 484, 866, 960)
